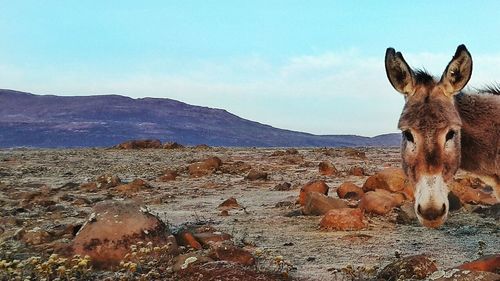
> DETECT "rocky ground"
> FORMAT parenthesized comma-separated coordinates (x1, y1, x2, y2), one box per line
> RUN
(0, 146, 498, 280)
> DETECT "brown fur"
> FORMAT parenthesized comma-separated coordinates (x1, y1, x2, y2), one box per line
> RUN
(386, 45, 499, 226)
(455, 92, 500, 182)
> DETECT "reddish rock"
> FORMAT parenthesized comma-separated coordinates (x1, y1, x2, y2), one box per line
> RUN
(378, 254, 438, 280)
(318, 161, 338, 176)
(219, 210, 229, 216)
(180, 231, 202, 250)
(458, 254, 500, 273)
(210, 243, 255, 266)
(299, 180, 329, 206)
(319, 208, 366, 231)
(450, 178, 497, 205)
(115, 178, 151, 194)
(163, 142, 185, 149)
(302, 192, 348, 215)
(115, 139, 162, 149)
(363, 167, 414, 200)
(218, 197, 240, 209)
(188, 156, 223, 177)
(359, 189, 405, 215)
(19, 227, 51, 245)
(245, 170, 269, 181)
(337, 182, 364, 200)
(349, 166, 365, 176)
(193, 232, 232, 247)
(72, 201, 171, 268)
(159, 169, 178, 181)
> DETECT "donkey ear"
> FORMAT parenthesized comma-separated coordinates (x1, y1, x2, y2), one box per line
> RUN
(440, 44, 472, 96)
(385, 48, 415, 95)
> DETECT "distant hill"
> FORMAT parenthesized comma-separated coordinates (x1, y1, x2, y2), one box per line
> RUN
(0, 89, 401, 148)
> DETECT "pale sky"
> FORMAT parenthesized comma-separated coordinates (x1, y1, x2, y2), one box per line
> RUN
(1, 1, 500, 136)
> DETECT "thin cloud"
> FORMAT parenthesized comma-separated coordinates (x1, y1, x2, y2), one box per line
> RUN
(1, 50, 499, 136)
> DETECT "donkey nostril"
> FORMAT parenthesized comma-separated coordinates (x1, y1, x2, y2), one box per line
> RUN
(417, 204, 423, 215)
(440, 204, 446, 215)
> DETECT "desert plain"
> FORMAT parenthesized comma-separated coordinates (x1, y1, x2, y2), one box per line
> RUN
(0, 145, 498, 280)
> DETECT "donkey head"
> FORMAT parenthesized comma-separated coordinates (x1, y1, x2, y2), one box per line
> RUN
(385, 45, 472, 228)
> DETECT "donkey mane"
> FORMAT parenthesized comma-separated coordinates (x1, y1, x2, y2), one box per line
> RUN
(413, 69, 435, 85)
(412, 68, 500, 96)
(475, 84, 500, 95)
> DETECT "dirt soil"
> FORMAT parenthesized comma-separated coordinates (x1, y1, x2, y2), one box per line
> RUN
(0, 147, 498, 280)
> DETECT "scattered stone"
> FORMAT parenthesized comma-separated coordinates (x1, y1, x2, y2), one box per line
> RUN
(80, 182, 98, 192)
(115, 139, 162, 149)
(220, 161, 252, 174)
(274, 182, 291, 191)
(299, 180, 329, 206)
(348, 166, 365, 176)
(115, 178, 151, 194)
(163, 141, 185, 149)
(188, 156, 223, 177)
(362, 167, 414, 200)
(458, 254, 500, 273)
(179, 230, 202, 250)
(286, 148, 299, 154)
(72, 201, 171, 268)
(210, 243, 255, 265)
(302, 192, 348, 216)
(245, 169, 268, 181)
(192, 232, 232, 247)
(159, 169, 178, 181)
(218, 197, 240, 209)
(378, 254, 437, 280)
(318, 161, 339, 176)
(319, 208, 366, 231)
(337, 182, 364, 200)
(359, 189, 405, 215)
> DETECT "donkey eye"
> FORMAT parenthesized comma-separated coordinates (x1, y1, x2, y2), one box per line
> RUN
(445, 130, 456, 141)
(403, 130, 414, 143)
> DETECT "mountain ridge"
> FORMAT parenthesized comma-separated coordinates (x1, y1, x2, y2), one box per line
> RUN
(0, 89, 401, 148)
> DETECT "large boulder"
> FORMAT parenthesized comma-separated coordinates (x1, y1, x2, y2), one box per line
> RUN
(302, 192, 347, 215)
(319, 208, 366, 231)
(72, 201, 172, 268)
(362, 167, 414, 200)
(298, 180, 329, 206)
(188, 157, 223, 177)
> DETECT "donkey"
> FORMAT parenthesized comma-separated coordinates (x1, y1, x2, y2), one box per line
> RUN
(385, 44, 499, 228)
